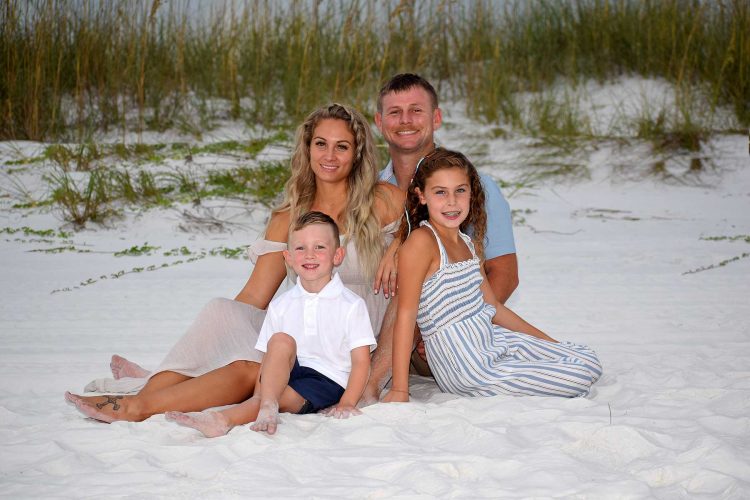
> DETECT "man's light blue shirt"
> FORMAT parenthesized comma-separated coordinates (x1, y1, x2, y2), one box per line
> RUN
(379, 160, 516, 259)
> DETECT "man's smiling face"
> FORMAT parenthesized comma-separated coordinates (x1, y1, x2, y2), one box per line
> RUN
(375, 86, 442, 157)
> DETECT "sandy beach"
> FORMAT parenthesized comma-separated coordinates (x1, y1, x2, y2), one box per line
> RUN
(1, 86, 749, 497)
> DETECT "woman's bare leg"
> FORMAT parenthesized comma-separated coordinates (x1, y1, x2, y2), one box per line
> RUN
(66, 360, 259, 422)
(137, 371, 192, 395)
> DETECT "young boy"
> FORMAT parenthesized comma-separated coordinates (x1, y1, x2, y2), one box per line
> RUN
(166, 211, 376, 437)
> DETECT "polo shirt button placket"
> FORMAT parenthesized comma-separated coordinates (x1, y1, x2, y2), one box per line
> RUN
(304, 296, 318, 337)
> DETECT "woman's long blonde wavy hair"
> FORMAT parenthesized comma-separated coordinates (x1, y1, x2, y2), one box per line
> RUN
(398, 148, 487, 258)
(274, 103, 384, 280)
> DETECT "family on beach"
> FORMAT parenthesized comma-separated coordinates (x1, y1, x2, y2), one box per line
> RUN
(65, 74, 602, 437)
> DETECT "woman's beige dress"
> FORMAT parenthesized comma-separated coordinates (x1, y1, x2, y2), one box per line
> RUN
(84, 226, 395, 394)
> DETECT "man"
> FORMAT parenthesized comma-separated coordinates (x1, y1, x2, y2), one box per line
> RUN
(362, 73, 519, 402)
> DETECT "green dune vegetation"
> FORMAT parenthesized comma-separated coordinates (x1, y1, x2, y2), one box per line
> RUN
(2, 0, 748, 227)
(2, 0, 748, 141)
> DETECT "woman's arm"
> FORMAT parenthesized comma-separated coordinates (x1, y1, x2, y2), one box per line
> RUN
(372, 182, 405, 297)
(234, 211, 290, 309)
(479, 270, 558, 343)
(383, 230, 437, 402)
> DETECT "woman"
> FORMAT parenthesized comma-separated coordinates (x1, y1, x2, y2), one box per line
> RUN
(65, 103, 404, 422)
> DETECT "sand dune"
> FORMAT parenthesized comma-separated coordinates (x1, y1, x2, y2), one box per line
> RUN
(1, 122, 748, 498)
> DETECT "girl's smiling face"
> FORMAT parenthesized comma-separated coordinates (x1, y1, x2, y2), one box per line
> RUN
(417, 167, 471, 229)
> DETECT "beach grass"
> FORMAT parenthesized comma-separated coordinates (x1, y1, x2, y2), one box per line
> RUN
(2, 0, 748, 142)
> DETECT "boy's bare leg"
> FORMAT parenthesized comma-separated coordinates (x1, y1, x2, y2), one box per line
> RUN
(165, 410, 233, 438)
(165, 395, 264, 438)
(66, 360, 259, 422)
(110, 355, 150, 380)
(248, 333, 305, 435)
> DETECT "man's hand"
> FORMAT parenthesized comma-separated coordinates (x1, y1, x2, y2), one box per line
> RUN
(374, 239, 401, 299)
(415, 335, 426, 361)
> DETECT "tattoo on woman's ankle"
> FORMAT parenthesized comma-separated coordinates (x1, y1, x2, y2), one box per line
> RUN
(96, 396, 123, 410)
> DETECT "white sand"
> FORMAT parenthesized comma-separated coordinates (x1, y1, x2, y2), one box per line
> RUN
(1, 88, 749, 497)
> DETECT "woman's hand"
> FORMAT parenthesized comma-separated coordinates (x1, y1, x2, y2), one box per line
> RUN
(382, 389, 409, 403)
(374, 238, 401, 299)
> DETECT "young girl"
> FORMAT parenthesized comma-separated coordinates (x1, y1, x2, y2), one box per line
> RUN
(382, 148, 602, 402)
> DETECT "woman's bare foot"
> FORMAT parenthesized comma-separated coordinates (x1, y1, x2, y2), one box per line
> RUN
(250, 400, 280, 434)
(64, 392, 141, 422)
(110, 355, 150, 380)
(165, 411, 232, 438)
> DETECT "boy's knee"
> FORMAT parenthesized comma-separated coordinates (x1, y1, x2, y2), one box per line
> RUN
(267, 332, 296, 351)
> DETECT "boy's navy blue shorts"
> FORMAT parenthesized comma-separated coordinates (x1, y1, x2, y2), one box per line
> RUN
(288, 358, 345, 414)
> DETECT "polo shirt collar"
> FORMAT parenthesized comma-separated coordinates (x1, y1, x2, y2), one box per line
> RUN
(292, 272, 344, 298)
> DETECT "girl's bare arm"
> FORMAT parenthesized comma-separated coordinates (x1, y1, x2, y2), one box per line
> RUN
(383, 230, 436, 402)
(479, 269, 558, 343)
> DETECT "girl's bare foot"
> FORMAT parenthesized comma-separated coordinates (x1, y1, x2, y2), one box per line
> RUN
(110, 355, 150, 380)
(165, 411, 232, 438)
(64, 392, 140, 422)
(250, 400, 280, 434)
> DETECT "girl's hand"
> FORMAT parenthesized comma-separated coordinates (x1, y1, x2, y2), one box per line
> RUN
(382, 389, 409, 403)
(321, 403, 362, 419)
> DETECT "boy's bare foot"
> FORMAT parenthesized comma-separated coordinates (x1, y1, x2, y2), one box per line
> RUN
(165, 411, 231, 438)
(250, 400, 280, 434)
(110, 355, 150, 380)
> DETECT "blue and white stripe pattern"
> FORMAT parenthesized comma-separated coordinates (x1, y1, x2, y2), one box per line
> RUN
(418, 221, 602, 398)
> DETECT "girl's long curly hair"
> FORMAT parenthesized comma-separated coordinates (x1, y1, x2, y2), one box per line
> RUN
(273, 103, 383, 279)
(398, 147, 487, 258)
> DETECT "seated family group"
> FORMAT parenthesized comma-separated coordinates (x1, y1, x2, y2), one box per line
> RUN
(65, 74, 602, 437)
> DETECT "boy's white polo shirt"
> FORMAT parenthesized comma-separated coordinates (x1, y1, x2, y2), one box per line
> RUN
(255, 273, 376, 388)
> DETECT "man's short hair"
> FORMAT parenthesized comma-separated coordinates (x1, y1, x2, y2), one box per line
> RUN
(377, 73, 439, 113)
(292, 211, 340, 246)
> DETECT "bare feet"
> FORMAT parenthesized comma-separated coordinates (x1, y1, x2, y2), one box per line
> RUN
(165, 411, 232, 438)
(250, 400, 280, 434)
(65, 392, 124, 423)
(110, 355, 150, 380)
(64, 392, 140, 422)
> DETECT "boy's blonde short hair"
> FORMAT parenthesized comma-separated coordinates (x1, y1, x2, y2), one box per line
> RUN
(291, 211, 340, 247)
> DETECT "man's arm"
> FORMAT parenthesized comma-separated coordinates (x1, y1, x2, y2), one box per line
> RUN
(484, 253, 519, 304)
(479, 173, 518, 303)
